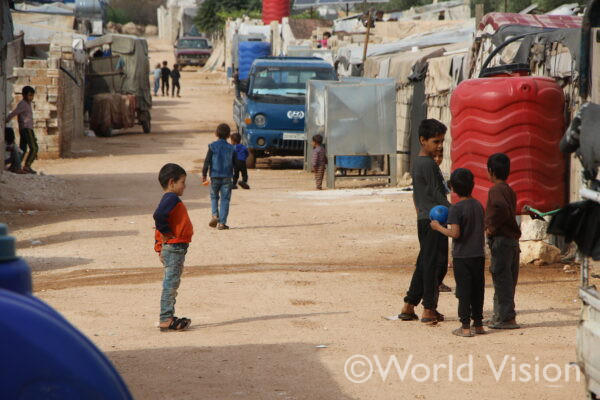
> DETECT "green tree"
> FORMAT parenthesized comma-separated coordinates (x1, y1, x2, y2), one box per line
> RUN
(195, 0, 262, 37)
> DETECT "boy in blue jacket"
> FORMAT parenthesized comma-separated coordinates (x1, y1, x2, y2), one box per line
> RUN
(202, 123, 237, 230)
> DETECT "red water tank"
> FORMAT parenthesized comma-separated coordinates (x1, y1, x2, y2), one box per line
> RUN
(263, 0, 290, 24)
(450, 77, 566, 213)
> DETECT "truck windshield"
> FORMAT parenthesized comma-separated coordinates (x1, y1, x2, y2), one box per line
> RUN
(178, 39, 209, 49)
(249, 67, 335, 104)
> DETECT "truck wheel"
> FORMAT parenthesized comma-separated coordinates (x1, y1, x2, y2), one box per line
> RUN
(246, 150, 256, 169)
(142, 118, 151, 134)
(95, 126, 112, 137)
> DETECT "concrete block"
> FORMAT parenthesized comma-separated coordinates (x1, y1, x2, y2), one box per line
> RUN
(48, 95, 58, 103)
(46, 69, 60, 78)
(47, 119, 59, 128)
(13, 68, 37, 77)
(30, 76, 53, 85)
(62, 52, 74, 60)
(24, 59, 48, 69)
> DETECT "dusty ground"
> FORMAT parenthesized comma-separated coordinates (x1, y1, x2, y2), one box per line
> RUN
(0, 38, 590, 399)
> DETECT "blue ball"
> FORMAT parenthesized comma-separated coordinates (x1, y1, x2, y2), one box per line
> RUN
(429, 205, 449, 224)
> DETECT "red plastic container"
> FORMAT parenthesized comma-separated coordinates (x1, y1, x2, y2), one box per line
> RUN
(263, 0, 290, 24)
(450, 76, 566, 213)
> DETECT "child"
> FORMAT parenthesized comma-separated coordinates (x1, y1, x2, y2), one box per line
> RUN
(434, 151, 451, 293)
(311, 134, 327, 190)
(230, 132, 250, 190)
(153, 163, 194, 332)
(485, 153, 521, 329)
(161, 61, 171, 96)
(171, 64, 181, 98)
(4, 127, 24, 173)
(399, 119, 450, 324)
(153, 63, 161, 96)
(431, 168, 486, 337)
(6, 86, 38, 174)
(202, 123, 237, 230)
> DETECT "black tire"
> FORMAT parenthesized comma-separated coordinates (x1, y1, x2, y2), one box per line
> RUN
(95, 126, 112, 137)
(142, 118, 151, 134)
(246, 149, 256, 169)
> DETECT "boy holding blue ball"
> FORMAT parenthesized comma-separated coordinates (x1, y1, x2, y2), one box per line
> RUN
(399, 119, 450, 324)
(431, 168, 486, 337)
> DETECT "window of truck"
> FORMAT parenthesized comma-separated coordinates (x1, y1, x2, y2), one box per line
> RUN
(177, 39, 209, 49)
(249, 67, 335, 104)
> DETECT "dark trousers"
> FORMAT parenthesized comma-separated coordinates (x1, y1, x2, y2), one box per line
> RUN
(161, 78, 169, 95)
(404, 219, 443, 310)
(172, 80, 180, 96)
(314, 164, 325, 189)
(437, 238, 448, 284)
(489, 236, 520, 322)
(233, 159, 248, 184)
(19, 128, 38, 168)
(453, 257, 485, 328)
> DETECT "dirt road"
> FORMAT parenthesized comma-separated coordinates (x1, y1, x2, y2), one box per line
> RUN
(0, 38, 588, 399)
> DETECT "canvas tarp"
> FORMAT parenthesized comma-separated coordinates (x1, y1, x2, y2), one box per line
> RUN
(11, 11, 81, 45)
(87, 35, 152, 111)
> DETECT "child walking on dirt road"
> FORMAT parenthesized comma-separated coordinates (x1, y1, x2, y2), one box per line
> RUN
(431, 168, 486, 337)
(153, 163, 194, 332)
(399, 119, 450, 324)
(230, 132, 250, 190)
(485, 153, 521, 330)
(202, 123, 237, 230)
(311, 134, 327, 190)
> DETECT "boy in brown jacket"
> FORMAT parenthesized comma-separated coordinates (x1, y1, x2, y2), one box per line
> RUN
(485, 153, 521, 329)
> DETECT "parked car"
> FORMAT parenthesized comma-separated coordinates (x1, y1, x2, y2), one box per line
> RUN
(174, 36, 212, 68)
(233, 57, 337, 168)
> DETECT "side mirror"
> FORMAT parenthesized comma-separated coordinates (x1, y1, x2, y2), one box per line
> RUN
(208, 45, 213, 49)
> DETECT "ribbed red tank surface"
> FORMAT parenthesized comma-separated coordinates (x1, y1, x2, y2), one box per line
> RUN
(263, 0, 290, 24)
(450, 77, 566, 213)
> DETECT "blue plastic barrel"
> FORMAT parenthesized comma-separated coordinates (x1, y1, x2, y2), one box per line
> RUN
(238, 41, 271, 80)
(0, 224, 132, 399)
(336, 156, 371, 170)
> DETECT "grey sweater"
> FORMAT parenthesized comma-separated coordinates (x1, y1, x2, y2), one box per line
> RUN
(412, 155, 450, 220)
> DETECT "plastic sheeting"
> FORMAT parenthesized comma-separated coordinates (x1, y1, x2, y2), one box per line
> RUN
(336, 21, 474, 65)
(325, 80, 396, 156)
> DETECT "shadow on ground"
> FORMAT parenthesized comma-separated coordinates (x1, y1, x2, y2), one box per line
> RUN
(109, 344, 355, 400)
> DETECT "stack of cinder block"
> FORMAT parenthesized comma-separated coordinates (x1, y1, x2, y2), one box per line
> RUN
(10, 37, 84, 159)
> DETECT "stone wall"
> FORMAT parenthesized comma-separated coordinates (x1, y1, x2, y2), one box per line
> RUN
(10, 39, 84, 159)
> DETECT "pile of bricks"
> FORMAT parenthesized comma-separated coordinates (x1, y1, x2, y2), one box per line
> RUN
(10, 37, 84, 159)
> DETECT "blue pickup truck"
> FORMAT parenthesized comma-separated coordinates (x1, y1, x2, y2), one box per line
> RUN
(233, 57, 336, 168)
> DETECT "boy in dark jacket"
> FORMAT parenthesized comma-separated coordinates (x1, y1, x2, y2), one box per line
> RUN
(161, 61, 171, 96)
(399, 119, 450, 324)
(202, 123, 237, 230)
(171, 64, 181, 97)
(485, 153, 521, 329)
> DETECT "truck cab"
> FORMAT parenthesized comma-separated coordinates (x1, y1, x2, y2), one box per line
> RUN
(174, 36, 212, 68)
(233, 57, 336, 168)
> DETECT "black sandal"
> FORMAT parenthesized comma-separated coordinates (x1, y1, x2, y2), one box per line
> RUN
(160, 317, 191, 332)
(398, 312, 419, 321)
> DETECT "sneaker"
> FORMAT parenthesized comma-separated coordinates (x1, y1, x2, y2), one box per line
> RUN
(232, 185, 238, 190)
(209, 216, 218, 228)
(488, 319, 520, 330)
(239, 182, 250, 190)
(23, 166, 37, 174)
(217, 223, 229, 230)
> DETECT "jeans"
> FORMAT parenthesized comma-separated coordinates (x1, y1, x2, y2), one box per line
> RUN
(404, 219, 443, 310)
(153, 78, 160, 95)
(160, 243, 188, 322)
(489, 236, 520, 322)
(161, 78, 169, 95)
(172, 80, 180, 96)
(210, 177, 233, 224)
(453, 257, 485, 328)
